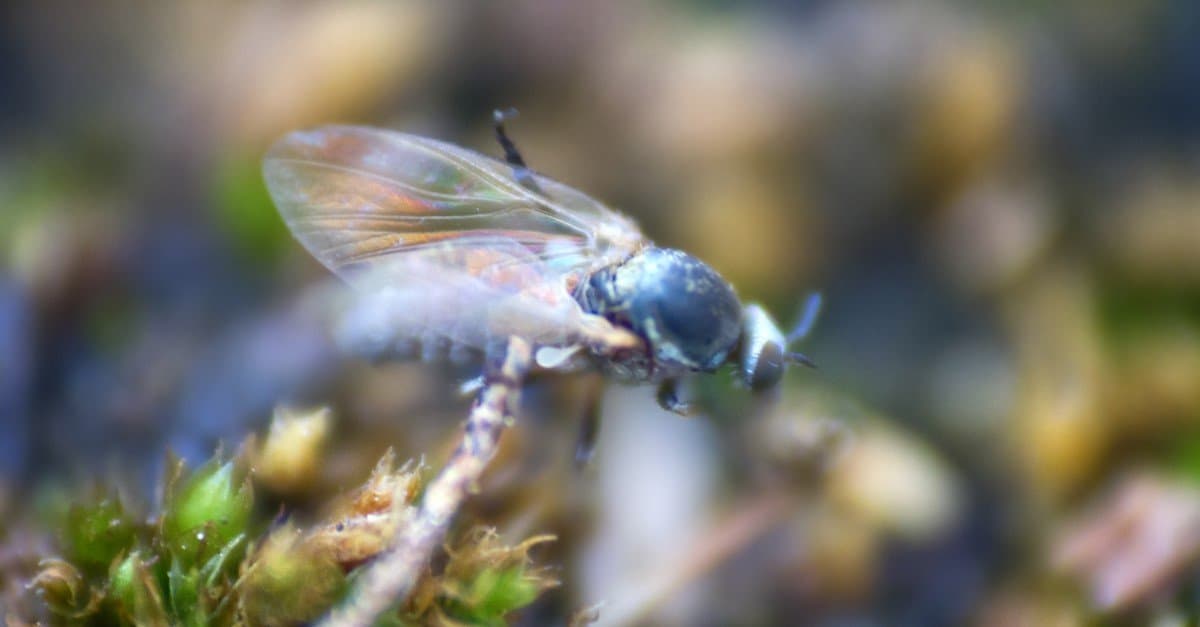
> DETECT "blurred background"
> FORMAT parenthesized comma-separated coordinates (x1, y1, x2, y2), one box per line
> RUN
(2, 0, 1199, 624)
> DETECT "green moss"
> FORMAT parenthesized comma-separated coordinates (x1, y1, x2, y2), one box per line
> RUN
(20, 447, 557, 626)
(161, 460, 253, 569)
(60, 496, 138, 578)
(452, 566, 544, 625)
(240, 526, 347, 626)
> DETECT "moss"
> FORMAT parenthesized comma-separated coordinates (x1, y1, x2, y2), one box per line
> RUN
(17, 435, 557, 626)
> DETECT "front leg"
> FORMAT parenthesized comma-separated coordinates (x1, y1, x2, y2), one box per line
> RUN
(656, 378, 698, 416)
(578, 314, 642, 356)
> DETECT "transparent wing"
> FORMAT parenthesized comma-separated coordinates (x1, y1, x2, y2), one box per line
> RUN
(328, 249, 597, 355)
(264, 125, 646, 351)
(262, 125, 644, 284)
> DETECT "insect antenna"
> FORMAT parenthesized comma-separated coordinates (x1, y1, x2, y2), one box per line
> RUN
(492, 108, 545, 196)
(785, 292, 823, 369)
(786, 292, 823, 344)
(788, 351, 818, 369)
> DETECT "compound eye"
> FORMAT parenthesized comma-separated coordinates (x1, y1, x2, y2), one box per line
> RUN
(747, 340, 786, 391)
(740, 304, 789, 390)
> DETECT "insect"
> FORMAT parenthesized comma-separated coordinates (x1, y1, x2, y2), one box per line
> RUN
(263, 112, 820, 433)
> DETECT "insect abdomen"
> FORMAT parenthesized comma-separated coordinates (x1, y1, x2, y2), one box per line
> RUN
(340, 329, 487, 366)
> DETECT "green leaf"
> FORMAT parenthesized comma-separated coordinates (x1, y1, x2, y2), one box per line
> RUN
(162, 460, 254, 568)
(168, 560, 207, 627)
(451, 566, 542, 625)
(240, 526, 347, 626)
(61, 495, 138, 577)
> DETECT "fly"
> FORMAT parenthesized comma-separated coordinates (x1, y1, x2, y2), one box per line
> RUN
(263, 111, 820, 431)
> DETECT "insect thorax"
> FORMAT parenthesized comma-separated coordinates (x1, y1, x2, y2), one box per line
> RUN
(574, 247, 743, 383)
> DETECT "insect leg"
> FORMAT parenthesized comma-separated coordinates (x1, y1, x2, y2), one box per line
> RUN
(656, 378, 698, 417)
(573, 374, 606, 468)
(579, 314, 643, 356)
(458, 375, 485, 397)
(492, 109, 544, 195)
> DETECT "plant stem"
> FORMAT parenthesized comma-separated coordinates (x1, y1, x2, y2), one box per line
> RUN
(319, 337, 533, 627)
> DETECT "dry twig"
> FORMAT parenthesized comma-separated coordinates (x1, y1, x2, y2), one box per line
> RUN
(319, 337, 533, 626)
